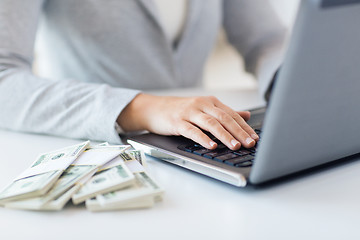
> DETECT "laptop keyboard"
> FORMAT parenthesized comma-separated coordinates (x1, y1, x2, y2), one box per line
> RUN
(178, 129, 261, 168)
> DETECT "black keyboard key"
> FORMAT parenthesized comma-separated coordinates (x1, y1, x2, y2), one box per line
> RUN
(224, 155, 254, 166)
(193, 148, 212, 156)
(203, 148, 232, 159)
(183, 145, 202, 153)
(178, 132, 260, 168)
(211, 143, 227, 150)
(248, 148, 257, 153)
(235, 160, 253, 168)
(216, 143, 227, 149)
(214, 153, 239, 162)
(234, 150, 251, 156)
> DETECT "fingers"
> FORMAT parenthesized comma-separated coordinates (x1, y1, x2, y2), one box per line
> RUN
(190, 112, 243, 150)
(158, 96, 259, 151)
(190, 110, 254, 150)
(238, 111, 251, 121)
(193, 97, 257, 148)
(210, 97, 259, 141)
(177, 121, 218, 150)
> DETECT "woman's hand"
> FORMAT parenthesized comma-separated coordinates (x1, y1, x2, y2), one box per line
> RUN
(117, 93, 259, 150)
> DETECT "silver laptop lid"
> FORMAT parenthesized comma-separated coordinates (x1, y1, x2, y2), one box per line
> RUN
(250, 0, 360, 184)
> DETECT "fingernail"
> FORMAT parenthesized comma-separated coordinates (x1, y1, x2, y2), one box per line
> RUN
(251, 134, 259, 140)
(209, 141, 217, 148)
(246, 137, 255, 145)
(231, 139, 240, 147)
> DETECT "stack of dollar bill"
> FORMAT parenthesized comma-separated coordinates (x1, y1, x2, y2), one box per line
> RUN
(0, 141, 164, 212)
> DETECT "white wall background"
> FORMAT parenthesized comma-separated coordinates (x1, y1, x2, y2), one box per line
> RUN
(203, 0, 300, 90)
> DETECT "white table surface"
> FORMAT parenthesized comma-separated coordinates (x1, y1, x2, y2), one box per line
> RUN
(1, 89, 360, 240)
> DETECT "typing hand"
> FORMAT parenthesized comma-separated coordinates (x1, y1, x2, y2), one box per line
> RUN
(117, 93, 259, 150)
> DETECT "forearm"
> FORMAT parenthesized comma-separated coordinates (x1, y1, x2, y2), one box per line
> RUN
(0, 68, 140, 143)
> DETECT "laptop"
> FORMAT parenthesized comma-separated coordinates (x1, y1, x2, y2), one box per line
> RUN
(127, 0, 360, 187)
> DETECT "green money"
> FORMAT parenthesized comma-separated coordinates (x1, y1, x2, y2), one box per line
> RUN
(32, 142, 88, 167)
(0, 141, 89, 203)
(45, 165, 97, 200)
(72, 163, 134, 204)
(98, 171, 163, 206)
(0, 171, 60, 202)
(86, 196, 154, 212)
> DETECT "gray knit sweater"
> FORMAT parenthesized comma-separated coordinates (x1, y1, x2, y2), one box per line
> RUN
(0, 0, 286, 143)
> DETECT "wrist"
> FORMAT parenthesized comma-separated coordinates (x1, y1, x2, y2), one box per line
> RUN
(117, 93, 157, 132)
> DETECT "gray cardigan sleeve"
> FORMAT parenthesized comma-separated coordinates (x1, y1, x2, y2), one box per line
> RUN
(223, 0, 287, 97)
(0, 0, 140, 143)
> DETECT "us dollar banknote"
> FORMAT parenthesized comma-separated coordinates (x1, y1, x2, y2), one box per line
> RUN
(4, 165, 96, 210)
(0, 141, 89, 203)
(96, 154, 164, 207)
(72, 159, 135, 204)
(128, 150, 147, 167)
(5, 184, 81, 211)
(4, 145, 129, 210)
(86, 195, 154, 212)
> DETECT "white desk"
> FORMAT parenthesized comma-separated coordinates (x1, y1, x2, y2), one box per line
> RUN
(1, 89, 360, 240)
